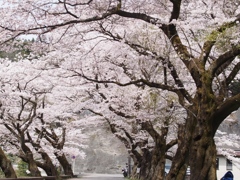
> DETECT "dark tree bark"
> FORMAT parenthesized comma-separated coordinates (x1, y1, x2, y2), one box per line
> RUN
(1, 1, 240, 180)
(109, 2, 240, 179)
(96, 112, 177, 180)
(2, 96, 42, 177)
(54, 152, 73, 177)
(0, 147, 17, 178)
(20, 133, 42, 177)
(27, 131, 58, 176)
(137, 121, 169, 180)
(35, 127, 74, 177)
(35, 154, 57, 177)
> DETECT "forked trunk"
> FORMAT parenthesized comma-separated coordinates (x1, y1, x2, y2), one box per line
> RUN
(27, 131, 58, 176)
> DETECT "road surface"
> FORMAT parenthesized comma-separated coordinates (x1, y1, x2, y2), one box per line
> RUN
(67, 173, 124, 180)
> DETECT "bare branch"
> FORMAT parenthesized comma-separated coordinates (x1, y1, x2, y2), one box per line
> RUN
(225, 62, 240, 86)
(212, 93, 240, 133)
(63, 0, 79, 19)
(211, 46, 240, 77)
(169, 0, 182, 22)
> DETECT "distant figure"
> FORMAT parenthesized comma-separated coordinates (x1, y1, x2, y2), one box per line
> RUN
(220, 171, 233, 180)
(121, 167, 128, 177)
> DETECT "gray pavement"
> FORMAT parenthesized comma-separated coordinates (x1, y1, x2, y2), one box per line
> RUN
(67, 173, 124, 180)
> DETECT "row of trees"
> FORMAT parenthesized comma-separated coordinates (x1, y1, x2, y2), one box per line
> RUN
(0, 56, 87, 178)
(0, 0, 239, 180)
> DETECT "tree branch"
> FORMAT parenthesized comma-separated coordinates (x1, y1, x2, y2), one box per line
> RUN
(225, 62, 240, 86)
(212, 93, 240, 133)
(63, 0, 79, 19)
(211, 46, 240, 78)
(141, 121, 161, 142)
(108, 106, 135, 119)
(166, 139, 178, 150)
(169, 0, 181, 22)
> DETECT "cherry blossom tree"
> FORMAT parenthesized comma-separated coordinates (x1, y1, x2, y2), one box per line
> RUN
(64, 55, 183, 177)
(0, 0, 240, 180)
(0, 57, 86, 177)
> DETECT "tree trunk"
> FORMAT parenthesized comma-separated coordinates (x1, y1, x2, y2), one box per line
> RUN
(0, 147, 17, 178)
(188, 118, 217, 180)
(27, 131, 58, 176)
(36, 153, 58, 176)
(21, 143, 41, 177)
(166, 124, 189, 180)
(187, 90, 218, 180)
(54, 153, 73, 177)
(189, 137, 217, 180)
(137, 145, 166, 180)
(130, 121, 171, 180)
(23, 152, 41, 177)
(167, 101, 218, 180)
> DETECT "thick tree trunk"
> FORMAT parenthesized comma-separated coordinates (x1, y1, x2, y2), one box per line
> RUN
(28, 158, 41, 177)
(139, 150, 165, 180)
(27, 131, 58, 177)
(21, 143, 41, 177)
(166, 124, 190, 180)
(137, 146, 166, 180)
(132, 121, 171, 180)
(54, 153, 73, 177)
(36, 153, 58, 176)
(189, 118, 217, 180)
(0, 147, 17, 178)
(167, 102, 218, 180)
(138, 149, 152, 179)
(23, 152, 41, 177)
(187, 90, 218, 180)
(189, 138, 217, 180)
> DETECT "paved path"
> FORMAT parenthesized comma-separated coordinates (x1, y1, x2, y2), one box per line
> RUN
(67, 173, 124, 180)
